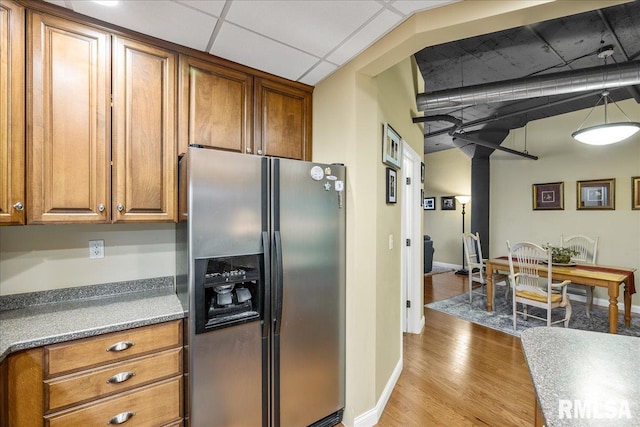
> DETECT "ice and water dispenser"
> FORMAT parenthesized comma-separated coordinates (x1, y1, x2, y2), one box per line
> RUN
(193, 254, 263, 334)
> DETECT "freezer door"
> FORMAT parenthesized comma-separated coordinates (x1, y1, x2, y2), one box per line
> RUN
(191, 322, 264, 427)
(188, 146, 266, 258)
(273, 159, 346, 427)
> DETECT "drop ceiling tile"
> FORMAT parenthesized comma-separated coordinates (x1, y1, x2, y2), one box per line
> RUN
(224, 0, 382, 57)
(176, 0, 225, 17)
(69, 0, 217, 51)
(211, 23, 318, 82)
(391, 0, 460, 15)
(327, 10, 403, 66)
(300, 61, 339, 86)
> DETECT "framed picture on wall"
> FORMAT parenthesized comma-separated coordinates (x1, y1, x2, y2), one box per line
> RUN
(423, 197, 435, 210)
(577, 178, 615, 210)
(441, 196, 456, 210)
(382, 123, 402, 169)
(633, 176, 640, 210)
(532, 182, 564, 210)
(386, 168, 397, 204)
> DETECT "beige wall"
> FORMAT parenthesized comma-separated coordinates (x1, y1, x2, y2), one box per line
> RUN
(0, 224, 175, 295)
(376, 57, 425, 396)
(314, 52, 426, 423)
(423, 149, 471, 266)
(491, 99, 640, 306)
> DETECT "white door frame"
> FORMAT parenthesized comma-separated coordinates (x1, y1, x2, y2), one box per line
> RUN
(401, 141, 424, 334)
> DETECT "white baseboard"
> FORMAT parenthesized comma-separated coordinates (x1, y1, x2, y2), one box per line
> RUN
(569, 293, 640, 315)
(352, 357, 403, 427)
(432, 261, 462, 270)
(414, 315, 425, 334)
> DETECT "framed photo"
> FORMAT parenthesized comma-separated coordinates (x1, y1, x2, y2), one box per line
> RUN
(532, 182, 564, 210)
(421, 162, 425, 183)
(382, 123, 402, 169)
(423, 197, 435, 210)
(386, 168, 397, 204)
(577, 178, 615, 210)
(441, 196, 456, 210)
(632, 177, 640, 210)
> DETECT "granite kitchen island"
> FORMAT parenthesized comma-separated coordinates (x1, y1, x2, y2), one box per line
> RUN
(520, 327, 640, 427)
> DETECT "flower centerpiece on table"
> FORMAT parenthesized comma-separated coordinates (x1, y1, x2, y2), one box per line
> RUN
(542, 244, 580, 264)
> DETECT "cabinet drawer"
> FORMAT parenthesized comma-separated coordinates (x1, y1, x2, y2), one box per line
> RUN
(45, 320, 182, 376)
(45, 348, 182, 412)
(45, 377, 182, 427)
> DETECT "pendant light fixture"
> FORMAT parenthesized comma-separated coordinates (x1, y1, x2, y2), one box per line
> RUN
(572, 45, 640, 145)
(571, 90, 640, 145)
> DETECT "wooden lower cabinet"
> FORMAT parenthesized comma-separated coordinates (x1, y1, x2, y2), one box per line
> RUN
(45, 377, 182, 427)
(1, 320, 183, 426)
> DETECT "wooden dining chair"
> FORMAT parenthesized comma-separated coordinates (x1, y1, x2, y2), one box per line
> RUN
(507, 241, 572, 333)
(463, 232, 509, 305)
(560, 234, 599, 317)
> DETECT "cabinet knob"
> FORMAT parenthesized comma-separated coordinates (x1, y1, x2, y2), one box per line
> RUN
(13, 202, 24, 211)
(106, 371, 135, 384)
(98, 204, 105, 212)
(257, 149, 263, 155)
(108, 412, 135, 425)
(246, 147, 252, 153)
(106, 341, 134, 352)
(117, 204, 125, 212)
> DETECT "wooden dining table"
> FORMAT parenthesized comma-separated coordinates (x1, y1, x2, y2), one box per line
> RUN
(485, 257, 636, 334)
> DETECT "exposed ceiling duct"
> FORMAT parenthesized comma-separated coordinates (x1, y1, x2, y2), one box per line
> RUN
(417, 60, 640, 112)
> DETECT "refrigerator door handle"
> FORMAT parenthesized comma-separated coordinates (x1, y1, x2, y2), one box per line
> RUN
(274, 230, 284, 335)
(262, 231, 271, 338)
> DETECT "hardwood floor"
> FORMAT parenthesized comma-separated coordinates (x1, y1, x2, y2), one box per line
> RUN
(376, 272, 535, 426)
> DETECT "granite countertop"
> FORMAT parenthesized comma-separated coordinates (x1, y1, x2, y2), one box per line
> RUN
(0, 277, 185, 363)
(520, 327, 640, 427)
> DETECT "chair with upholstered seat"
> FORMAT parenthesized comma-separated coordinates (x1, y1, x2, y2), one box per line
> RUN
(560, 234, 599, 317)
(507, 241, 572, 332)
(463, 232, 509, 305)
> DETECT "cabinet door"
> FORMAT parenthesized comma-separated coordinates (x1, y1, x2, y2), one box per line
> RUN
(254, 78, 312, 161)
(0, 0, 25, 225)
(27, 12, 110, 223)
(112, 36, 176, 223)
(178, 55, 253, 156)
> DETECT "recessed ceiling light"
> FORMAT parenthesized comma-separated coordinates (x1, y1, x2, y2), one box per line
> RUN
(93, 0, 119, 6)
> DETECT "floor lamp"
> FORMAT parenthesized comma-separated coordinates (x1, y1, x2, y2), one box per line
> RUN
(454, 195, 471, 275)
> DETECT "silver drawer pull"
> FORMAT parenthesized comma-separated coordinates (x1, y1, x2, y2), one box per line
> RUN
(106, 371, 135, 384)
(106, 341, 134, 352)
(107, 411, 135, 425)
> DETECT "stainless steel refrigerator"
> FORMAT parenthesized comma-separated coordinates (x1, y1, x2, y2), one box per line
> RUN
(176, 146, 346, 427)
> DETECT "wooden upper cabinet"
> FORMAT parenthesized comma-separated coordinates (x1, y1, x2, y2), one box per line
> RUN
(254, 77, 312, 161)
(27, 11, 111, 224)
(178, 55, 253, 156)
(0, 0, 25, 225)
(112, 36, 177, 223)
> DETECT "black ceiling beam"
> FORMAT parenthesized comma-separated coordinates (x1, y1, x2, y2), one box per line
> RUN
(453, 134, 538, 160)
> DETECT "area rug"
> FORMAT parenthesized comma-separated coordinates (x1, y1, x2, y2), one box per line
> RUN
(424, 265, 455, 276)
(426, 291, 640, 338)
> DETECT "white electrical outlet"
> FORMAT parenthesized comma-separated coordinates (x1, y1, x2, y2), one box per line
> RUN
(89, 240, 104, 259)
